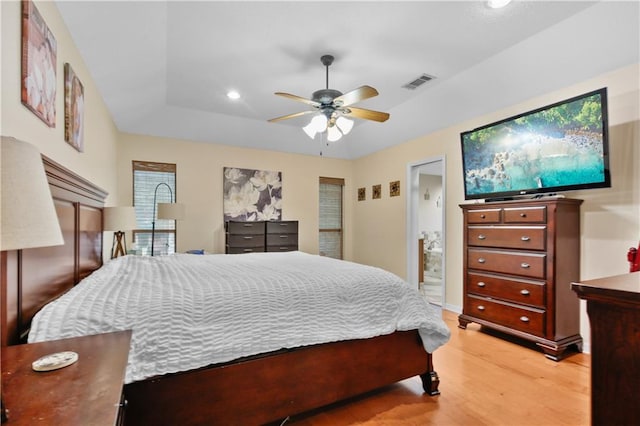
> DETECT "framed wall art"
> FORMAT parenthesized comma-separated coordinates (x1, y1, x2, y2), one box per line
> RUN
(390, 180, 400, 197)
(372, 184, 381, 200)
(64, 63, 84, 152)
(223, 167, 282, 222)
(21, 0, 57, 127)
(358, 187, 366, 201)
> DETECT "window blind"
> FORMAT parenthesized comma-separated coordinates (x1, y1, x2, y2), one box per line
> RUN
(319, 177, 344, 259)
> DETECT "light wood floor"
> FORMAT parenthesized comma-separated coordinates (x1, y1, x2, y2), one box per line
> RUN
(285, 310, 590, 425)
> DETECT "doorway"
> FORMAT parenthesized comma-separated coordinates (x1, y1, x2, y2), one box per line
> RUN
(406, 157, 445, 307)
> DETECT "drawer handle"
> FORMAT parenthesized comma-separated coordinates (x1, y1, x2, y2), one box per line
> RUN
(477, 305, 485, 311)
(243, 249, 254, 252)
(521, 263, 530, 269)
(520, 213, 527, 218)
(477, 282, 486, 288)
(279, 223, 288, 227)
(279, 235, 289, 239)
(477, 258, 486, 264)
(480, 214, 486, 219)
(243, 236, 254, 240)
(477, 234, 486, 240)
(521, 236, 531, 241)
(520, 316, 530, 323)
(520, 289, 530, 296)
(242, 224, 254, 227)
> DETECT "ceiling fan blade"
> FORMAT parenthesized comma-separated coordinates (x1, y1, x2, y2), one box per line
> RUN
(344, 106, 390, 122)
(274, 92, 321, 107)
(333, 85, 379, 107)
(268, 110, 316, 123)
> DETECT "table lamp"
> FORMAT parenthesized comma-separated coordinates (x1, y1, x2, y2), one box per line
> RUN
(1, 136, 65, 422)
(103, 206, 137, 258)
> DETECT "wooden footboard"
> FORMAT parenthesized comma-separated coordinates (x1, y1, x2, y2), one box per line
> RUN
(124, 330, 437, 425)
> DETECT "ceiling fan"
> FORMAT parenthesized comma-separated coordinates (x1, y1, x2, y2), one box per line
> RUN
(268, 55, 390, 141)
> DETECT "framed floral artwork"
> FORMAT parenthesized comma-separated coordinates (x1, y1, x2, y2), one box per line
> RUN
(21, 0, 57, 127)
(64, 63, 84, 152)
(223, 167, 282, 221)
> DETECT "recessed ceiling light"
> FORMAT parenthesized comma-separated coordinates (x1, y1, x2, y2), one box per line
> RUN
(487, 0, 511, 8)
(227, 90, 240, 100)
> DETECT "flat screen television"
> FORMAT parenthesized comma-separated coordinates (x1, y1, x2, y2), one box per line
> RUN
(461, 87, 611, 202)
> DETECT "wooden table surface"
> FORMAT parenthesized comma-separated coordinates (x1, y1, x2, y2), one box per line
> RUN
(2, 330, 131, 425)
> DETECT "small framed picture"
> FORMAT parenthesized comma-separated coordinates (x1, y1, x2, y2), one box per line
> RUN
(390, 180, 400, 197)
(21, 0, 57, 127)
(358, 187, 366, 201)
(64, 63, 85, 152)
(372, 184, 381, 200)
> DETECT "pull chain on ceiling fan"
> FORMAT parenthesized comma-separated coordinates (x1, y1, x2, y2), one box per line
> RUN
(268, 55, 390, 142)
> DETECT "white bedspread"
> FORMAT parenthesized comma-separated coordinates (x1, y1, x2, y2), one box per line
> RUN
(29, 251, 450, 384)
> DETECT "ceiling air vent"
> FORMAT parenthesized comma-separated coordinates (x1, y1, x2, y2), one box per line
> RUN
(402, 74, 435, 90)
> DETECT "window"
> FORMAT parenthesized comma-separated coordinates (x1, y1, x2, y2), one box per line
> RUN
(132, 161, 177, 255)
(319, 177, 344, 259)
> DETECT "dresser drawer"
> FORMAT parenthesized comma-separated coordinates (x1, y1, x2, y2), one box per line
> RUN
(266, 221, 298, 234)
(468, 248, 546, 279)
(468, 226, 546, 250)
(226, 246, 265, 254)
(467, 208, 501, 224)
(465, 295, 545, 336)
(226, 221, 265, 235)
(266, 233, 297, 246)
(266, 244, 298, 252)
(226, 234, 264, 248)
(503, 206, 547, 223)
(467, 272, 545, 307)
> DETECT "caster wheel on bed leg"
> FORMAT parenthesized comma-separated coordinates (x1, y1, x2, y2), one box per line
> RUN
(420, 370, 440, 396)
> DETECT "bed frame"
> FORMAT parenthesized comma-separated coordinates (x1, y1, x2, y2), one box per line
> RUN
(0, 156, 441, 425)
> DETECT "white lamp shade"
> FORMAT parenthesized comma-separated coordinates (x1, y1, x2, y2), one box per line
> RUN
(302, 122, 317, 139)
(1, 136, 64, 251)
(103, 206, 137, 231)
(157, 203, 185, 220)
(336, 116, 354, 135)
(310, 114, 328, 132)
(327, 125, 342, 142)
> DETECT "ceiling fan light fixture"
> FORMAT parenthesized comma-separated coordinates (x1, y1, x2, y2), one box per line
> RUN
(487, 0, 511, 8)
(303, 114, 329, 139)
(302, 123, 318, 139)
(336, 116, 354, 135)
(327, 125, 342, 142)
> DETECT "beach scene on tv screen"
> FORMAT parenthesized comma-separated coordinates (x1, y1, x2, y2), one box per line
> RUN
(463, 93, 606, 197)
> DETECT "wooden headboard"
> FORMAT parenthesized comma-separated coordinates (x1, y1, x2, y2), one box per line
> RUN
(0, 155, 107, 346)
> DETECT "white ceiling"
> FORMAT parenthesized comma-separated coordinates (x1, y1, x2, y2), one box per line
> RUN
(55, 1, 640, 159)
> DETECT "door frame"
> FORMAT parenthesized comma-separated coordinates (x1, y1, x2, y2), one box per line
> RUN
(406, 156, 446, 303)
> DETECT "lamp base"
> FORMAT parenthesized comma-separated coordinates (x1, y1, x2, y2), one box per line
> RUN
(111, 231, 127, 258)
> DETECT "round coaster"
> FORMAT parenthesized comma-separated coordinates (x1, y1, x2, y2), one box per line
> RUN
(32, 351, 79, 372)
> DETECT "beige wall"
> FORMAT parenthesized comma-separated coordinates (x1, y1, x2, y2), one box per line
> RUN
(352, 64, 640, 348)
(1, 1, 120, 259)
(116, 134, 354, 258)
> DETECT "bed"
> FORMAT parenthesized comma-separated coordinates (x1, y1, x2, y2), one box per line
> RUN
(0, 156, 450, 425)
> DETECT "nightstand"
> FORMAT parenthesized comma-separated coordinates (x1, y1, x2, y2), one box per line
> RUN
(1, 330, 131, 425)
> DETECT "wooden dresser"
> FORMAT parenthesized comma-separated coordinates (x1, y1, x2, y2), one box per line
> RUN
(226, 221, 298, 254)
(571, 272, 640, 426)
(458, 198, 583, 360)
(1, 330, 131, 425)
